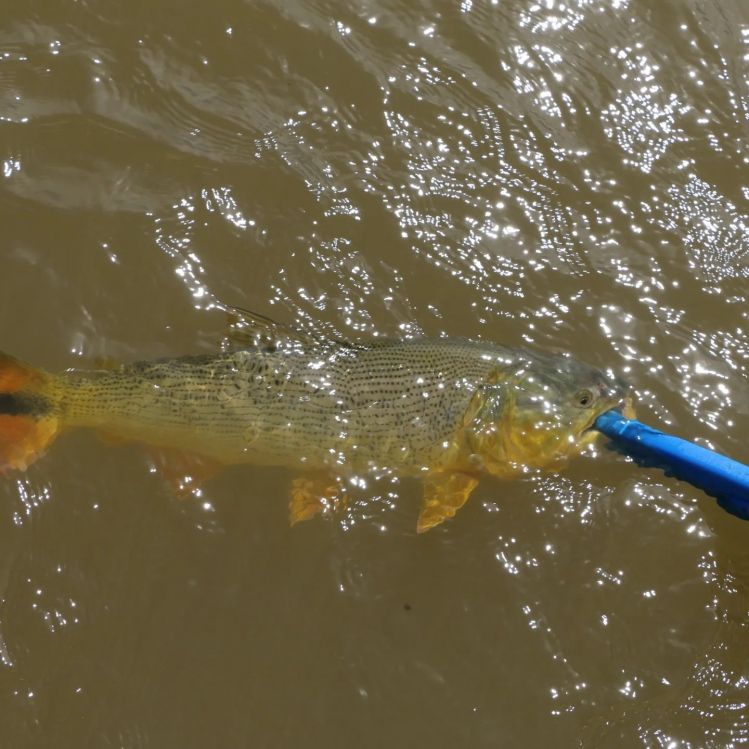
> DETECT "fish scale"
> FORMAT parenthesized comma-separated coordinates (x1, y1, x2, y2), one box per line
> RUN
(0, 330, 629, 530)
(59, 338, 509, 473)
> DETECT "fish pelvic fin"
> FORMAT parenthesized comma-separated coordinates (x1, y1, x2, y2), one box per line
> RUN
(0, 352, 61, 473)
(417, 471, 479, 534)
(289, 473, 347, 526)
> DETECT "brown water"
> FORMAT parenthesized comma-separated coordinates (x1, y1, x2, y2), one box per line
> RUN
(1, 0, 748, 746)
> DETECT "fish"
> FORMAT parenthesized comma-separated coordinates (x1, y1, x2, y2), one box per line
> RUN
(0, 311, 634, 532)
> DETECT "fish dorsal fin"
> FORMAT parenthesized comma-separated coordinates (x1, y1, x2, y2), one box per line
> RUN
(221, 304, 392, 353)
(222, 305, 348, 353)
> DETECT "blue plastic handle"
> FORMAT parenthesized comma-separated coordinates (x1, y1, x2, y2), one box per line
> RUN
(594, 410, 749, 520)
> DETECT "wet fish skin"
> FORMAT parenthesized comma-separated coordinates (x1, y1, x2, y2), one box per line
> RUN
(0, 335, 631, 531)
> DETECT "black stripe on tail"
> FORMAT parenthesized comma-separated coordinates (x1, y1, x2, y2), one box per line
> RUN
(0, 392, 52, 418)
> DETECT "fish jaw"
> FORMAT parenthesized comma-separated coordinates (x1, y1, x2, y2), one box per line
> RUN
(575, 390, 637, 454)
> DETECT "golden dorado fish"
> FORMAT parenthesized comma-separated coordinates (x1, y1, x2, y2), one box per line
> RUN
(0, 313, 633, 532)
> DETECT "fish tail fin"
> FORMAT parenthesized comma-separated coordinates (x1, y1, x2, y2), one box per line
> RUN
(0, 352, 61, 473)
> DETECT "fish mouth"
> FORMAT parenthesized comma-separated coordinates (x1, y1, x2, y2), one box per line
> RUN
(582, 394, 636, 435)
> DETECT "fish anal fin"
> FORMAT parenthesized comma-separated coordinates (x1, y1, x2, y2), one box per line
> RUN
(147, 447, 223, 498)
(417, 472, 479, 534)
(289, 473, 347, 526)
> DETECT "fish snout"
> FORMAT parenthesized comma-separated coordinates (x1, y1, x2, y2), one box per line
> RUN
(596, 374, 634, 411)
(599, 374, 635, 418)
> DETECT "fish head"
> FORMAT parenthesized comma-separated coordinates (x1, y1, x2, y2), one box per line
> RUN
(467, 354, 634, 474)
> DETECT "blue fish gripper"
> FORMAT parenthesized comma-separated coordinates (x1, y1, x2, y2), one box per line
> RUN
(594, 410, 749, 520)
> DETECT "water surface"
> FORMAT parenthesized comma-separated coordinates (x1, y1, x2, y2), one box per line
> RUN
(1, 0, 748, 746)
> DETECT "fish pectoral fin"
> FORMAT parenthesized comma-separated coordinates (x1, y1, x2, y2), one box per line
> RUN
(417, 472, 479, 534)
(147, 447, 224, 499)
(289, 473, 347, 526)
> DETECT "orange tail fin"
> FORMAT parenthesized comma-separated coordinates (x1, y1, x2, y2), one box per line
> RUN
(0, 353, 60, 473)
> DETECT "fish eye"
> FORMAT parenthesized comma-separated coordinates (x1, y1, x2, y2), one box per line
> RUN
(575, 389, 594, 408)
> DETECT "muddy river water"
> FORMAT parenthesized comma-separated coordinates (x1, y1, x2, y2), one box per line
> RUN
(1, 0, 748, 746)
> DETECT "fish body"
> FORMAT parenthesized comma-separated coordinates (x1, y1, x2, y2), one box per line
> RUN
(61, 340, 517, 473)
(0, 322, 632, 531)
